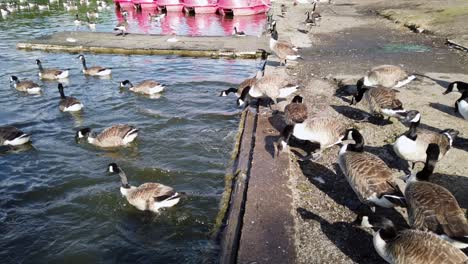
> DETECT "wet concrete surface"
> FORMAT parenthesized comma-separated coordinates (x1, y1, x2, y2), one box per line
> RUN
(17, 31, 269, 58)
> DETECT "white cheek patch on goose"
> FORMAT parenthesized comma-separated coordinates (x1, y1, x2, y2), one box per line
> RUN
(109, 166, 114, 173)
(410, 113, 421, 123)
(443, 132, 454, 146)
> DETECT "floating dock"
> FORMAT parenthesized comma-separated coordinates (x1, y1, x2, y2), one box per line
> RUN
(17, 31, 269, 59)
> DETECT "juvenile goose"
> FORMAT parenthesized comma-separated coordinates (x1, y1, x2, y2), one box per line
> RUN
(393, 110, 458, 168)
(76, 124, 138, 148)
(10, 76, 41, 94)
(357, 65, 416, 90)
(351, 86, 405, 120)
(0, 126, 31, 146)
(454, 91, 468, 120)
(270, 26, 301, 65)
(120, 80, 165, 95)
(276, 96, 348, 160)
(58, 83, 83, 112)
(362, 216, 468, 264)
(107, 163, 181, 213)
(220, 61, 267, 97)
(233, 27, 246, 37)
(77, 55, 112, 76)
(36, 59, 69, 80)
(237, 73, 299, 107)
(443, 81, 468, 95)
(338, 129, 405, 211)
(114, 18, 128, 36)
(405, 144, 468, 249)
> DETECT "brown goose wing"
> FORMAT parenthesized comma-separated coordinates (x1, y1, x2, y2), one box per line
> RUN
(275, 42, 298, 59)
(368, 87, 403, 109)
(86, 66, 107, 75)
(285, 103, 308, 124)
(237, 77, 256, 95)
(96, 125, 135, 141)
(406, 182, 468, 237)
(17, 80, 40, 91)
(342, 151, 397, 203)
(129, 183, 175, 202)
(60, 96, 81, 111)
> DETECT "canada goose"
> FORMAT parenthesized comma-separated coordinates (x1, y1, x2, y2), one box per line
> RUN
(233, 27, 246, 37)
(220, 61, 267, 97)
(76, 124, 138, 148)
(28, 2, 37, 9)
(338, 129, 405, 211)
(351, 86, 405, 120)
(107, 163, 181, 213)
(280, 4, 287, 16)
(74, 14, 82, 27)
(357, 65, 416, 90)
(270, 28, 301, 65)
(443, 81, 468, 95)
(37, 4, 49, 11)
(404, 144, 468, 249)
(9, 76, 41, 94)
(0, 126, 30, 146)
(237, 74, 299, 108)
(393, 110, 458, 168)
(87, 17, 96, 31)
(77, 55, 112, 76)
(148, 12, 165, 22)
(276, 96, 348, 160)
(309, 3, 322, 26)
(58, 83, 83, 112)
(1, 7, 11, 16)
(36, 59, 69, 80)
(121, 9, 129, 17)
(362, 216, 468, 264)
(120, 80, 165, 95)
(114, 18, 128, 36)
(454, 91, 468, 120)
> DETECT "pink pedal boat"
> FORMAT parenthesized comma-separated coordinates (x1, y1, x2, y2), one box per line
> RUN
(133, 0, 158, 9)
(113, 0, 134, 8)
(184, 0, 218, 14)
(218, 0, 270, 16)
(157, 0, 184, 12)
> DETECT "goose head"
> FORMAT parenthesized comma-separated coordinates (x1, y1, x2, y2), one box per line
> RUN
(10, 75, 19, 83)
(76, 54, 85, 61)
(35, 59, 41, 65)
(271, 29, 279, 41)
(399, 110, 421, 124)
(237, 86, 251, 107)
(341, 128, 364, 152)
(107, 163, 120, 173)
(120, 80, 132, 88)
(443, 82, 461, 95)
(76, 127, 91, 140)
(405, 143, 440, 182)
(441, 128, 459, 146)
(291, 95, 303, 103)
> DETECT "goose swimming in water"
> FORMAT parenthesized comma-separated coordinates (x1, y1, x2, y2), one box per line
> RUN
(10, 76, 41, 94)
(0, 126, 31, 146)
(76, 125, 138, 148)
(107, 163, 181, 213)
(120, 80, 165, 95)
(36, 59, 69, 80)
(58, 83, 83, 112)
(404, 144, 468, 249)
(77, 55, 112, 76)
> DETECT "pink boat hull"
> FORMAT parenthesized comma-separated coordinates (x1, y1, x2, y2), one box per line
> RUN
(133, 0, 158, 8)
(158, 0, 184, 12)
(218, 0, 270, 16)
(113, 0, 134, 8)
(184, 0, 218, 14)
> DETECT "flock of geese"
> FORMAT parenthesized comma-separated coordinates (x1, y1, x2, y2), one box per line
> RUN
(220, 4, 468, 264)
(1, 1, 467, 263)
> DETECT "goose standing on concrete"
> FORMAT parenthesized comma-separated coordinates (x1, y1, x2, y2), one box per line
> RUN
(393, 110, 458, 168)
(454, 91, 468, 120)
(443, 81, 468, 95)
(362, 216, 468, 264)
(351, 86, 405, 120)
(237, 73, 299, 107)
(76, 124, 138, 148)
(120, 80, 165, 95)
(308, 3, 322, 26)
(114, 18, 128, 36)
(36, 59, 69, 80)
(107, 163, 181, 213)
(338, 129, 405, 212)
(10, 76, 41, 94)
(58, 83, 83, 112)
(0, 126, 31, 146)
(269, 25, 301, 65)
(77, 55, 112, 76)
(276, 96, 348, 160)
(357, 65, 415, 90)
(404, 144, 468, 249)
(220, 61, 267, 97)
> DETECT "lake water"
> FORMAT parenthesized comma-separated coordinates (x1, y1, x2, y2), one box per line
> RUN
(0, 1, 260, 263)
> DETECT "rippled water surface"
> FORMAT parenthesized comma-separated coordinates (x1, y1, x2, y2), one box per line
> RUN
(0, 1, 259, 263)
